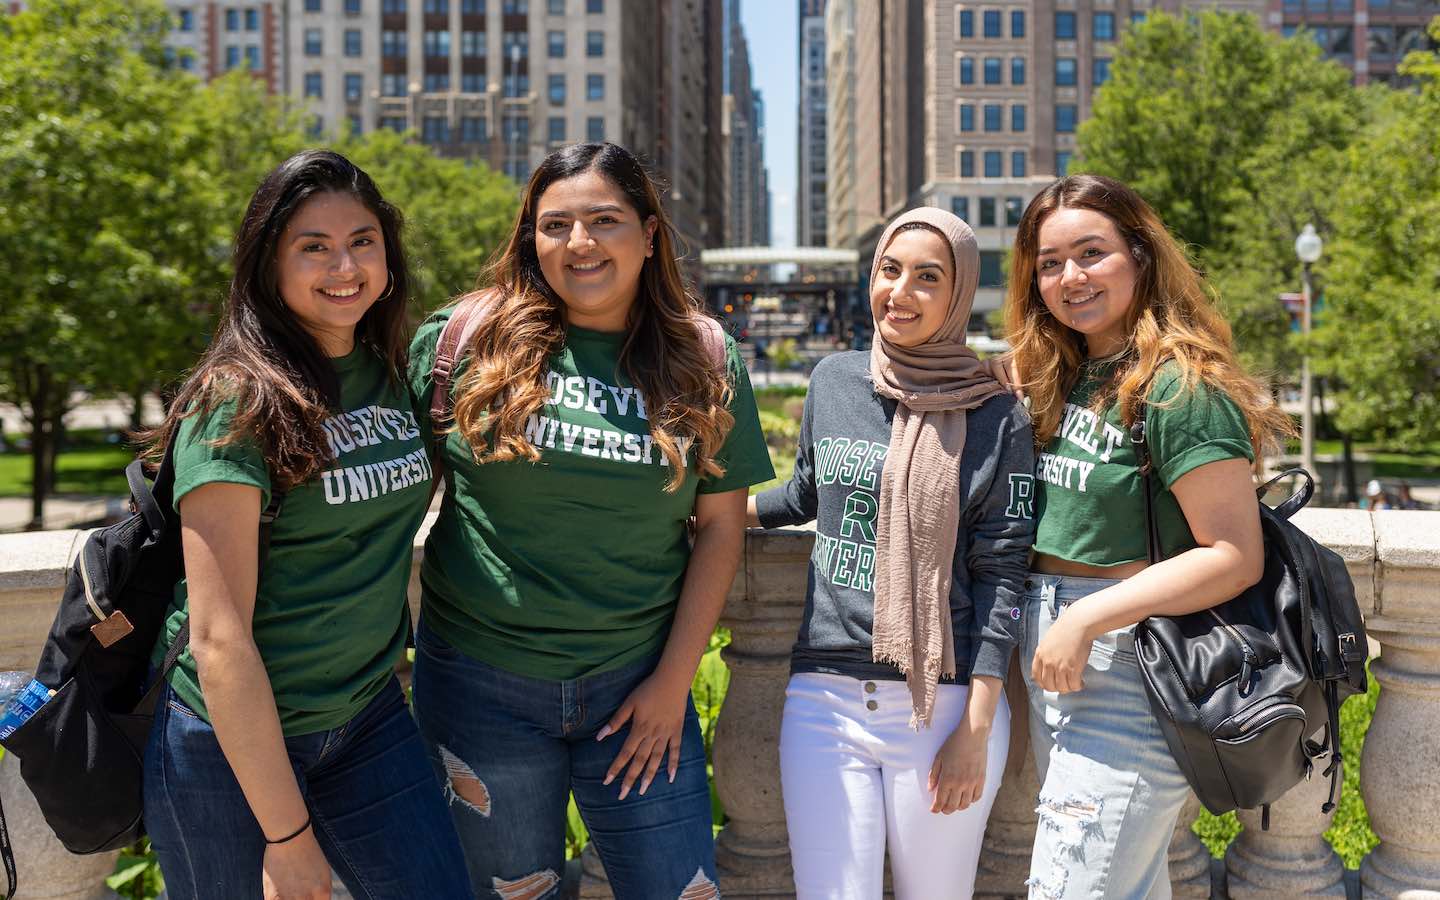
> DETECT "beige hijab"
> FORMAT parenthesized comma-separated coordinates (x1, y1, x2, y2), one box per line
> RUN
(868, 207, 1005, 727)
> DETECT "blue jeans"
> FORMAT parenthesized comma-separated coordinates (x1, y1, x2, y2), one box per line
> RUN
(411, 618, 719, 900)
(1020, 574, 1192, 900)
(143, 676, 470, 900)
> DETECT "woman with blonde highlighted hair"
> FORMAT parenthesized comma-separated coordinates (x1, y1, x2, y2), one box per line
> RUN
(406, 142, 772, 899)
(1004, 174, 1291, 899)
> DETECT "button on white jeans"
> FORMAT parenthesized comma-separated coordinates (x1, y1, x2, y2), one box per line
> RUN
(780, 672, 1010, 899)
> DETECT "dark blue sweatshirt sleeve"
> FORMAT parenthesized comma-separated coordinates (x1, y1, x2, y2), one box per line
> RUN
(754, 385, 818, 527)
(964, 401, 1037, 681)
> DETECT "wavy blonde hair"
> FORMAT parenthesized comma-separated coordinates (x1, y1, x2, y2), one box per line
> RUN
(1004, 175, 1292, 455)
(447, 142, 733, 492)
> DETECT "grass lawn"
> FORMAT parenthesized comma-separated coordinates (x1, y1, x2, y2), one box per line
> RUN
(0, 446, 135, 497)
(1294, 439, 1440, 480)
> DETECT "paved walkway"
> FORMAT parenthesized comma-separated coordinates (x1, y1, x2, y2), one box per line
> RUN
(0, 495, 130, 533)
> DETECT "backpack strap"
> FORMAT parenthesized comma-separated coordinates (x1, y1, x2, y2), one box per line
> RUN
(1129, 403, 1165, 565)
(430, 292, 497, 425)
(1, 789, 14, 900)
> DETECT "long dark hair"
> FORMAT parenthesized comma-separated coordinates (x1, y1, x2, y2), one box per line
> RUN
(143, 149, 411, 488)
(449, 142, 733, 492)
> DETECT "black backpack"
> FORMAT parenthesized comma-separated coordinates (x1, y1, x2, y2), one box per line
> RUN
(1130, 408, 1368, 825)
(0, 446, 281, 897)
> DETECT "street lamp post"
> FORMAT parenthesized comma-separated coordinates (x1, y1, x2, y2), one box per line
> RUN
(1294, 223, 1323, 494)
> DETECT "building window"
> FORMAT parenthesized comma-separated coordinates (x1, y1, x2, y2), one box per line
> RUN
(348, 112, 363, 134)
(462, 31, 484, 56)
(549, 0, 564, 11)
(1011, 9, 1025, 37)
(424, 72, 450, 91)
(959, 104, 975, 132)
(503, 114, 529, 142)
(951, 196, 970, 222)
(959, 57, 974, 84)
(959, 9, 974, 38)
(305, 72, 324, 97)
(382, 73, 405, 95)
(1011, 103, 1025, 131)
(586, 73, 604, 100)
(979, 196, 996, 226)
(345, 29, 362, 56)
(245, 8, 259, 29)
(1056, 151, 1072, 175)
(424, 0, 448, 11)
(1056, 57, 1077, 85)
(1056, 104, 1077, 133)
(1005, 196, 1023, 226)
(549, 73, 566, 104)
(346, 0, 362, 13)
(245, 44, 261, 69)
(226, 9, 240, 30)
(178, 53, 195, 70)
(306, 0, 323, 10)
(462, 72, 486, 92)
(960, 150, 975, 178)
(1094, 57, 1111, 85)
(381, 116, 407, 131)
(424, 30, 451, 57)
(1055, 11, 1077, 40)
(586, 30, 604, 57)
(225, 44, 241, 68)
(586, 0, 603, 12)
(984, 150, 1002, 177)
(1094, 12, 1116, 41)
(587, 115, 604, 141)
(463, 0, 484, 11)
(503, 0, 528, 11)
(305, 28, 322, 56)
(979, 251, 1004, 287)
(177, 8, 194, 30)
(1130, 11, 1146, 27)
(503, 31, 528, 58)
(1011, 56, 1025, 84)
(462, 116, 487, 141)
(548, 116, 565, 142)
(345, 72, 364, 101)
(548, 30, 565, 57)
(423, 116, 451, 144)
(309, 115, 324, 137)
(983, 9, 1001, 37)
(503, 73, 529, 96)
(1011, 151, 1026, 177)
(382, 30, 405, 57)
(984, 57, 1002, 84)
(984, 104, 1002, 132)
(383, 0, 407, 11)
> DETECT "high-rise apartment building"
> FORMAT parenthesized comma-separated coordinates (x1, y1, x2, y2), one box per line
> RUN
(797, 0, 828, 247)
(1268, 0, 1439, 85)
(722, 0, 772, 247)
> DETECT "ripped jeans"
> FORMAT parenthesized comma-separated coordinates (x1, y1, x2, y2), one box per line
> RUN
(1020, 575, 1192, 900)
(410, 618, 719, 900)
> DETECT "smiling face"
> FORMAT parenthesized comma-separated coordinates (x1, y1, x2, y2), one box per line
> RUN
(533, 169, 658, 332)
(275, 191, 387, 357)
(869, 226, 956, 348)
(1034, 206, 1140, 358)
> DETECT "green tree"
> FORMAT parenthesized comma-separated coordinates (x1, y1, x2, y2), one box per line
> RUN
(1310, 19, 1440, 446)
(1076, 11, 1362, 377)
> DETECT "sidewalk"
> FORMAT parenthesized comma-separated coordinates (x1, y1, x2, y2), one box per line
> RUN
(0, 495, 130, 533)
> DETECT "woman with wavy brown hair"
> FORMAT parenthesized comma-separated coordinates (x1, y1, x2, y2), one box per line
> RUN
(1003, 174, 1290, 899)
(406, 142, 772, 899)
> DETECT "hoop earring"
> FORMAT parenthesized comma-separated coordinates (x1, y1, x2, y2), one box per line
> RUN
(377, 270, 395, 302)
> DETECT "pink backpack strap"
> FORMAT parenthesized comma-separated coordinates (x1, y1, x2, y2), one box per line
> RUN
(429, 291, 496, 423)
(696, 316, 728, 370)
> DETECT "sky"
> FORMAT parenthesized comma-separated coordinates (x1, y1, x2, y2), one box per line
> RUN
(740, 1, 799, 248)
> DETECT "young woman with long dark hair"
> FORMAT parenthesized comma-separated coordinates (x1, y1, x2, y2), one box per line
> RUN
(1004, 175, 1291, 899)
(141, 150, 468, 900)
(407, 142, 772, 899)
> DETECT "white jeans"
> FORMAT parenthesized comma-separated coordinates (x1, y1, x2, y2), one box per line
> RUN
(780, 672, 1010, 900)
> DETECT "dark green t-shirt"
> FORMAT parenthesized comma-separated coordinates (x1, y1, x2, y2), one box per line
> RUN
(155, 345, 432, 736)
(408, 311, 774, 680)
(1032, 361, 1254, 566)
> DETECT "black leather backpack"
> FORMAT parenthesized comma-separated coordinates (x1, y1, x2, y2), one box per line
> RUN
(1130, 408, 1368, 824)
(0, 447, 280, 897)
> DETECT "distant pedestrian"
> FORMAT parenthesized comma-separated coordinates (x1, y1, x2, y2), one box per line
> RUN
(1363, 479, 1394, 510)
(1396, 481, 1423, 510)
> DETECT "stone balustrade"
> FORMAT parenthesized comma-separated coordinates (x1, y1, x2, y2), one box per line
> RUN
(2, 509, 1439, 899)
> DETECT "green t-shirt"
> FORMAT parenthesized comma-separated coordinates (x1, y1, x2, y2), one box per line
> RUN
(408, 310, 775, 680)
(1032, 361, 1254, 566)
(154, 345, 432, 736)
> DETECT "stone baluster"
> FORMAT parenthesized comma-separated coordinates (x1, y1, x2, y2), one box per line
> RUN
(1168, 793, 1213, 897)
(0, 530, 118, 900)
(1224, 769, 1344, 898)
(1360, 511, 1440, 898)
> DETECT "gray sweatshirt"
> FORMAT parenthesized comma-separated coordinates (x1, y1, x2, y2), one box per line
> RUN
(755, 351, 1037, 683)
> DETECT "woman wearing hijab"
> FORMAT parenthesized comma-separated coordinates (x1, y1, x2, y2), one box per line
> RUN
(746, 208, 1036, 899)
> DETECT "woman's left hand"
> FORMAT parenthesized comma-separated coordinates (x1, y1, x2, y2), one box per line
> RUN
(1031, 609, 1093, 693)
(598, 670, 692, 800)
(928, 720, 991, 814)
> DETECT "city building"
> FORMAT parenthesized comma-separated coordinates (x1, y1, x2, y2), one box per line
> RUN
(797, 0, 828, 248)
(1267, 0, 1440, 85)
(722, 0, 772, 247)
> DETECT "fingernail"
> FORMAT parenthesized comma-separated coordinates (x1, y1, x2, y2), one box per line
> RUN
(618, 785, 629, 801)
(669, 771, 676, 784)
(603, 774, 614, 785)
(596, 725, 612, 741)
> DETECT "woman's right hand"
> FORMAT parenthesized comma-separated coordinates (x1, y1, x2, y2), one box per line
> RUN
(262, 829, 331, 900)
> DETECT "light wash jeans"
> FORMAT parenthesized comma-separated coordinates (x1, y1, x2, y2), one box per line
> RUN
(1020, 574, 1192, 900)
(780, 672, 1009, 900)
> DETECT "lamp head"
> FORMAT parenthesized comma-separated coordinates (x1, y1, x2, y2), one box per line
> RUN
(1295, 223, 1323, 264)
